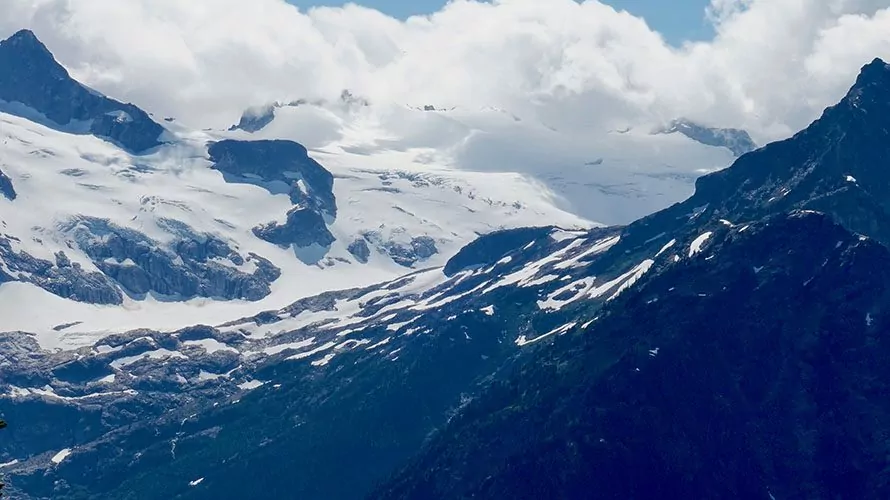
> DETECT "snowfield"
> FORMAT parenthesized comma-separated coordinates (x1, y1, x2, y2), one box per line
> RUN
(0, 96, 738, 347)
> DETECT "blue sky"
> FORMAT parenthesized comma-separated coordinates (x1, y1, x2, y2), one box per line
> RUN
(285, 0, 715, 45)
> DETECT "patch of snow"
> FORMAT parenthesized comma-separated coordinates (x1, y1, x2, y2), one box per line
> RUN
(287, 341, 337, 361)
(311, 352, 337, 366)
(110, 348, 187, 369)
(515, 322, 576, 346)
(262, 337, 315, 355)
(655, 239, 676, 257)
(367, 337, 392, 350)
(689, 232, 713, 257)
(51, 448, 72, 464)
(238, 380, 265, 391)
(183, 338, 238, 354)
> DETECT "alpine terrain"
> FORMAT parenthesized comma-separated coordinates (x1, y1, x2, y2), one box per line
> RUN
(1, 25, 889, 500)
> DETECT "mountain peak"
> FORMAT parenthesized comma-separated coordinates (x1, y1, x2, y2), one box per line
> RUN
(659, 118, 757, 156)
(841, 57, 890, 110)
(5, 29, 41, 46)
(0, 28, 164, 153)
(0, 29, 67, 80)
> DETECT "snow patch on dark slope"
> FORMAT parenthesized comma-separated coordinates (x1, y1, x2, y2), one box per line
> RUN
(373, 211, 890, 500)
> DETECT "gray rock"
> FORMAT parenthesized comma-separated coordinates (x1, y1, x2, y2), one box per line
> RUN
(660, 118, 757, 156)
(348, 238, 371, 263)
(383, 236, 439, 267)
(0, 168, 15, 200)
(208, 139, 336, 216)
(252, 207, 335, 249)
(0, 238, 123, 304)
(59, 216, 281, 302)
(0, 30, 164, 153)
(228, 103, 277, 133)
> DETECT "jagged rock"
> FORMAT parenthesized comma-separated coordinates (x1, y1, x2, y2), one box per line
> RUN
(58, 217, 280, 302)
(0, 30, 164, 153)
(361, 232, 440, 268)
(228, 103, 277, 133)
(208, 139, 336, 216)
(348, 238, 371, 263)
(252, 207, 335, 249)
(0, 236, 123, 304)
(661, 118, 757, 156)
(0, 168, 15, 200)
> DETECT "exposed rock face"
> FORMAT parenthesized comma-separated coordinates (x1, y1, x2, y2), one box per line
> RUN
(208, 139, 335, 216)
(61, 217, 281, 302)
(229, 103, 278, 133)
(347, 238, 371, 263)
(0, 30, 164, 153)
(252, 207, 335, 249)
(661, 118, 757, 156)
(386, 236, 438, 267)
(0, 236, 123, 304)
(359, 232, 440, 268)
(209, 139, 338, 250)
(0, 168, 15, 200)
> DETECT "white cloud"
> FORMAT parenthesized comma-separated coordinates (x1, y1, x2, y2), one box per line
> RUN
(2, 0, 890, 222)
(1, 0, 887, 134)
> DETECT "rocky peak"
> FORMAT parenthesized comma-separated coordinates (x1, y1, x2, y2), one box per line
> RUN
(670, 58, 890, 248)
(0, 29, 164, 153)
(659, 118, 757, 156)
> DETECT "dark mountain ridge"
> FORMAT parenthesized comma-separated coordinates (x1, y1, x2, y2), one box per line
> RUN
(371, 58, 890, 499)
(0, 29, 164, 153)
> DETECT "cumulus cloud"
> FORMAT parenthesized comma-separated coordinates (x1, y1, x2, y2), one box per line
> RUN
(2, 0, 890, 222)
(1, 0, 888, 135)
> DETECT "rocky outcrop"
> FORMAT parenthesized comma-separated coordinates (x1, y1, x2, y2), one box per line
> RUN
(61, 217, 281, 302)
(229, 90, 368, 133)
(0, 237, 123, 304)
(0, 30, 164, 153)
(360, 232, 441, 268)
(385, 236, 438, 267)
(347, 238, 371, 263)
(209, 139, 339, 251)
(252, 207, 335, 249)
(208, 139, 335, 216)
(0, 168, 15, 200)
(660, 118, 757, 156)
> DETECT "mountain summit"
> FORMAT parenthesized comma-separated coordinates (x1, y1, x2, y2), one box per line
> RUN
(0, 29, 164, 153)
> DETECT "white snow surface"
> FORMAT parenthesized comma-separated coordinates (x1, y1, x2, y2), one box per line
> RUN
(51, 448, 72, 464)
(689, 232, 713, 257)
(0, 102, 738, 348)
(0, 110, 586, 346)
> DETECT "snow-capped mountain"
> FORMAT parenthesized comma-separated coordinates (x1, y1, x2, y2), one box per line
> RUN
(3, 55, 890, 499)
(0, 29, 594, 337)
(226, 91, 746, 226)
